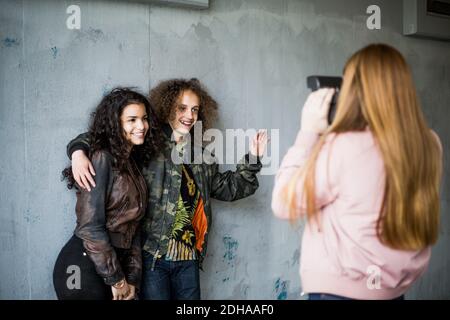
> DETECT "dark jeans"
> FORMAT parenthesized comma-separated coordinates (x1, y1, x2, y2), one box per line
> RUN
(140, 252, 200, 300)
(308, 293, 405, 300)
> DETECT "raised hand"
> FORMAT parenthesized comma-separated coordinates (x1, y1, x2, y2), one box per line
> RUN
(250, 129, 269, 158)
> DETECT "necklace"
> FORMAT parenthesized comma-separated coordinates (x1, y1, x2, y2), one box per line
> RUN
(182, 165, 196, 196)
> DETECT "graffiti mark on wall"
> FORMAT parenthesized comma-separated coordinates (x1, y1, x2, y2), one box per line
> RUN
(2, 37, 20, 47)
(274, 278, 289, 300)
(51, 46, 58, 59)
(222, 235, 238, 266)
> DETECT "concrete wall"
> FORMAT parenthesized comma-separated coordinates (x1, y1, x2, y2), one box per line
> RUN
(1, 0, 449, 299)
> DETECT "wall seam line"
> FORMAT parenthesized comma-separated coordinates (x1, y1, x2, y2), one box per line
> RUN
(22, 0, 31, 300)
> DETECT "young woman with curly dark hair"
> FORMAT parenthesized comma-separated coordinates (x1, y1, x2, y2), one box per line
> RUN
(66, 78, 268, 300)
(53, 88, 161, 300)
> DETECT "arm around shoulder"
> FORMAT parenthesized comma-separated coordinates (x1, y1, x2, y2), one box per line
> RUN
(67, 132, 90, 160)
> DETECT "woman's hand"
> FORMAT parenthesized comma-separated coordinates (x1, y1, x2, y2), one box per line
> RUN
(300, 88, 335, 134)
(123, 284, 136, 300)
(72, 150, 96, 191)
(111, 279, 131, 300)
(250, 129, 269, 158)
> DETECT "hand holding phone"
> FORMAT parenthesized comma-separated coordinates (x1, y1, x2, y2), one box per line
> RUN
(306, 75, 342, 125)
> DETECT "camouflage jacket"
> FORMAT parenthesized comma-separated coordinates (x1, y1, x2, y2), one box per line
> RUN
(67, 125, 262, 267)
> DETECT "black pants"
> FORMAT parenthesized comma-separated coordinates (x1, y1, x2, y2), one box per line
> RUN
(53, 235, 112, 300)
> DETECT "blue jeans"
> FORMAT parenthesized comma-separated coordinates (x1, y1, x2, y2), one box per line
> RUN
(308, 293, 353, 300)
(308, 293, 405, 300)
(140, 252, 200, 300)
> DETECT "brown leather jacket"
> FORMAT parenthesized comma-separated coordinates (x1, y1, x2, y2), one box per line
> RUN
(74, 150, 148, 288)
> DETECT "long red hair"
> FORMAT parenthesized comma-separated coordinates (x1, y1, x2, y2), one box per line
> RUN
(285, 44, 442, 250)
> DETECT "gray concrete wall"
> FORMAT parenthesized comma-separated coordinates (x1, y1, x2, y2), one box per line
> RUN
(1, 0, 449, 299)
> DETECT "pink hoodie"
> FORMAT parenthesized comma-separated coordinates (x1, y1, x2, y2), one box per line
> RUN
(272, 129, 433, 300)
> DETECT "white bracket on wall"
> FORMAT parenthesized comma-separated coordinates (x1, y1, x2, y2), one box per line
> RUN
(112, 0, 209, 9)
(403, 0, 450, 40)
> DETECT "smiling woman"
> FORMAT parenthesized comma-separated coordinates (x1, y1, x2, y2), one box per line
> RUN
(121, 103, 150, 147)
(53, 88, 162, 300)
